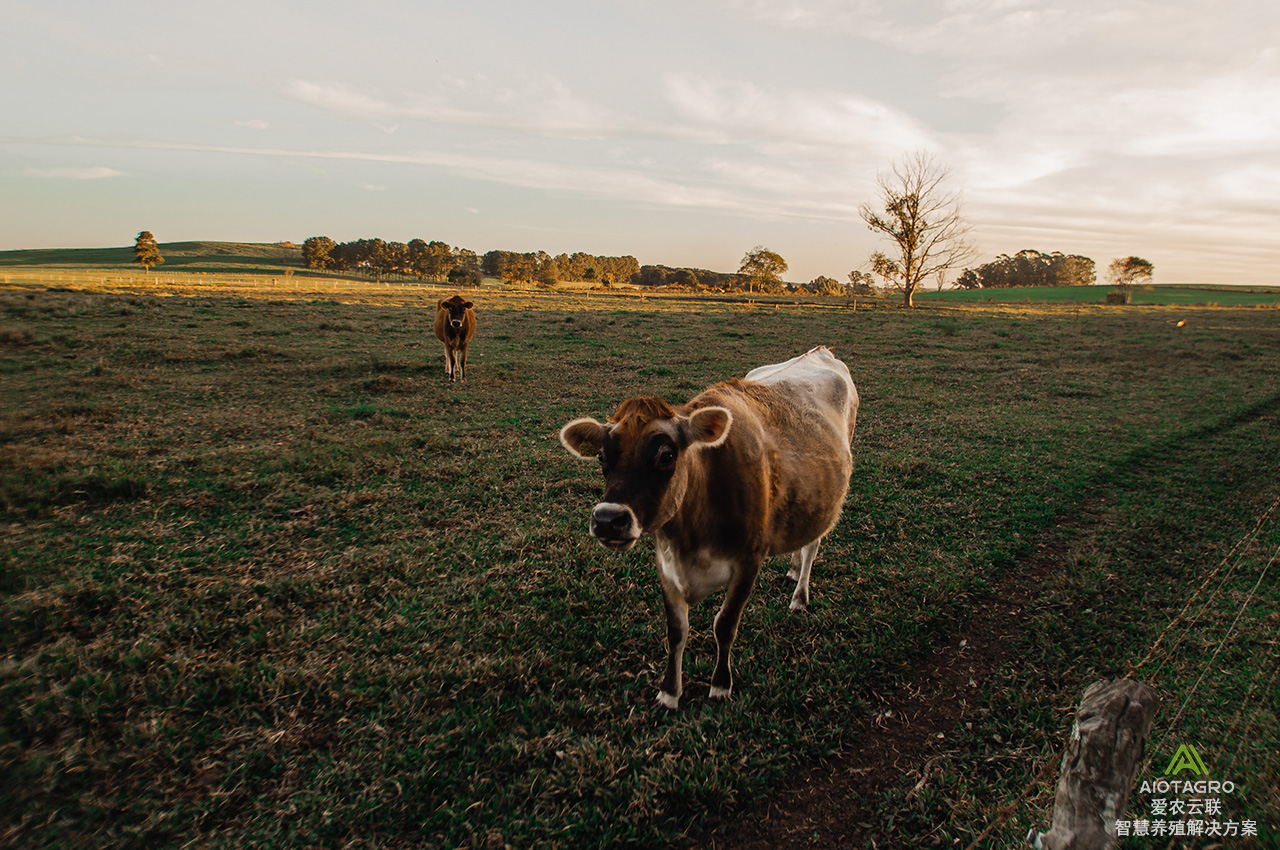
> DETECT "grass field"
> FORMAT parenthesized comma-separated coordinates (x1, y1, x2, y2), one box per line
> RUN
(2, 282, 1278, 848)
(919, 284, 1280, 307)
(0, 242, 304, 276)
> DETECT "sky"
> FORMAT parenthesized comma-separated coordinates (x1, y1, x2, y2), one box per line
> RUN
(3, 0, 1280, 285)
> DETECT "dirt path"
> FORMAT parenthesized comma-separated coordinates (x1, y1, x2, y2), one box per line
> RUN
(713, 537, 1066, 849)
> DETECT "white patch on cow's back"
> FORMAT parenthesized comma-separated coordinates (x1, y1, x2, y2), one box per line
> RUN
(744, 346, 857, 438)
(745, 346, 846, 386)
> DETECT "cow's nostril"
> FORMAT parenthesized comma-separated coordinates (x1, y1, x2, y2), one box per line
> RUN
(592, 505, 633, 537)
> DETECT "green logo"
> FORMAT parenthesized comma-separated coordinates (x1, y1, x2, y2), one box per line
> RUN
(1165, 743, 1208, 776)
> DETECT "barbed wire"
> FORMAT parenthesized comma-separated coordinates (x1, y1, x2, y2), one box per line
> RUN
(963, 491, 1280, 849)
(1143, 537, 1277, 770)
(1127, 492, 1280, 682)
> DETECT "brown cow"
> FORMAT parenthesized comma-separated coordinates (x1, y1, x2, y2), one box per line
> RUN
(433, 295, 475, 382)
(559, 346, 857, 709)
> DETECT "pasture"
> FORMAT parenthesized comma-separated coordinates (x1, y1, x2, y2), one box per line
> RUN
(2, 284, 1279, 849)
(919, 283, 1280, 307)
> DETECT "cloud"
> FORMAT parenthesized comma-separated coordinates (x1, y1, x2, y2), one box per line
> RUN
(24, 166, 124, 179)
(283, 77, 626, 141)
(662, 73, 934, 154)
(278, 73, 929, 215)
(25, 135, 839, 222)
(716, 0, 1280, 273)
(233, 118, 270, 131)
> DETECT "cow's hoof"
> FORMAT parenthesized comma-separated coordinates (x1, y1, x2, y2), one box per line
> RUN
(709, 685, 732, 701)
(789, 597, 809, 612)
(656, 691, 679, 710)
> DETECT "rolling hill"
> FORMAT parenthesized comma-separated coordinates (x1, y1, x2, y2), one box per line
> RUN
(0, 241, 304, 273)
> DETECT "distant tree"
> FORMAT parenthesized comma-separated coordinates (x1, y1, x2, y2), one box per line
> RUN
(536, 255, 560, 287)
(810, 275, 843, 296)
(133, 231, 163, 273)
(454, 248, 479, 274)
(480, 250, 506, 280)
(448, 265, 481, 286)
(669, 269, 701, 289)
(738, 246, 788, 293)
(846, 269, 879, 296)
(406, 239, 429, 278)
(960, 250, 1096, 289)
(1107, 256, 1154, 287)
(859, 151, 974, 308)
(424, 241, 455, 280)
(1057, 253, 1097, 287)
(636, 266, 668, 287)
(302, 236, 337, 270)
(608, 256, 640, 285)
(382, 241, 409, 277)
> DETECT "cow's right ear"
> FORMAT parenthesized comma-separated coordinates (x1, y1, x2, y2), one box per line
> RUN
(437, 299, 448, 309)
(560, 418, 609, 458)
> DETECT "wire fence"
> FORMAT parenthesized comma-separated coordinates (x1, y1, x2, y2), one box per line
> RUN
(0, 268, 463, 300)
(964, 492, 1280, 849)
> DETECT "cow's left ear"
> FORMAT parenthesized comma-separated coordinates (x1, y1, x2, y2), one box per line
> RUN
(682, 406, 732, 449)
(463, 301, 474, 309)
(560, 418, 609, 458)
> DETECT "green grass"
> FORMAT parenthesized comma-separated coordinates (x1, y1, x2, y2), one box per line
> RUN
(2, 289, 1278, 848)
(920, 284, 1280, 306)
(0, 241, 304, 272)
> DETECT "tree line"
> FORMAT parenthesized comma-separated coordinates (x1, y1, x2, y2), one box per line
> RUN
(955, 249, 1096, 289)
(480, 251, 639, 287)
(302, 237, 480, 283)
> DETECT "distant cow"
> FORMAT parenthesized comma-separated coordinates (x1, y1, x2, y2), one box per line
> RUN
(433, 295, 475, 382)
(559, 346, 858, 709)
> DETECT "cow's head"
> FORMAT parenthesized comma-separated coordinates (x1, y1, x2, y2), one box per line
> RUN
(438, 296, 473, 330)
(560, 398, 733, 550)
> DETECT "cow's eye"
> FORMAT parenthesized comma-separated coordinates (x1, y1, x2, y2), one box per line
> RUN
(655, 445, 676, 469)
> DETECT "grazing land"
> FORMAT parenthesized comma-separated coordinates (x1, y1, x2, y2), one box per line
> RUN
(0, 242, 304, 275)
(2, 279, 1278, 849)
(920, 283, 1280, 307)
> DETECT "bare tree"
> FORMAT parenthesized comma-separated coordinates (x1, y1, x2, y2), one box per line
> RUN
(859, 151, 974, 308)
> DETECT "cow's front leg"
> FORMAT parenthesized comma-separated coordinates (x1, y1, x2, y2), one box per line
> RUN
(787, 538, 821, 611)
(657, 590, 689, 710)
(457, 341, 467, 381)
(443, 347, 454, 381)
(710, 562, 761, 700)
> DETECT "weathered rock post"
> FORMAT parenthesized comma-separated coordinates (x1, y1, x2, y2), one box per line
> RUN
(1029, 679, 1160, 850)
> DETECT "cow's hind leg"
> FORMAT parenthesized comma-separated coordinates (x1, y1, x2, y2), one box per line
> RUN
(787, 539, 821, 611)
(710, 563, 761, 700)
